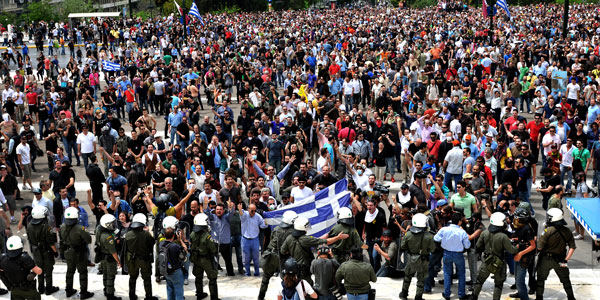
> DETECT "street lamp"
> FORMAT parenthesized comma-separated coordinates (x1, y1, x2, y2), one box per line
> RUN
(487, 0, 497, 46)
(563, 0, 568, 39)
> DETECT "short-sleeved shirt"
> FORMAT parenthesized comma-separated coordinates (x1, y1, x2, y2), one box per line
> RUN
(277, 280, 315, 300)
(450, 192, 477, 218)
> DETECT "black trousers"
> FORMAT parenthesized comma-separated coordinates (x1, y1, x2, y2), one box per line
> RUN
(217, 243, 234, 276)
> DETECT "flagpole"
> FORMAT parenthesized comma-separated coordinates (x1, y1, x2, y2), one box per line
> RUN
(183, 0, 188, 41)
(563, 0, 568, 39)
(488, 0, 496, 46)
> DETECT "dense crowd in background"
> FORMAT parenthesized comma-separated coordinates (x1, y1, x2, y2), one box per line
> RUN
(0, 2, 598, 300)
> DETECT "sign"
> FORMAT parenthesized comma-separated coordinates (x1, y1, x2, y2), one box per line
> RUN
(551, 70, 567, 95)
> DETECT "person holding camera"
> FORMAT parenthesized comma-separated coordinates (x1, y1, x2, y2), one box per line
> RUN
(373, 229, 401, 278)
(471, 212, 518, 300)
(160, 224, 189, 300)
(310, 245, 339, 300)
(399, 213, 436, 300)
(536, 167, 561, 210)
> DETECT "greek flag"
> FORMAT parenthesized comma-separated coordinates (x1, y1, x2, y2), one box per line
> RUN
(264, 179, 351, 237)
(496, 0, 511, 18)
(189, 2, 205, 26)
(102, 60, 121, 72)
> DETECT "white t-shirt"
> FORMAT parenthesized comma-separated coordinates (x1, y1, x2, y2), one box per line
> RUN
(76, 132, 97, 154)
(16, 143, 31, 164)
(198, 190, 217, 203)
(277, 280, 315, 300)
(316, 156, 327, 173)
(567, 83, 580, 99)
(291, 186, 314, 202)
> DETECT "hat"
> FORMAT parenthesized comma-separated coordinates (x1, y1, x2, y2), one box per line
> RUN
(0, 165, 6, 170)
(32, 188, 42, 194)
(465, 134, 471, 141)
(463, 173, 473, 179)
(486, 132, 493, 137)
(237, 125, 244, 130)
(437, 199, 448, 207)
(452, 140, 460, 146)
(281, 192, 291, 198)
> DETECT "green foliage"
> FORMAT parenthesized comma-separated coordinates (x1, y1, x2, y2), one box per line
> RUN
(59, 0, 94, 19)
(22, 0, 57, 23)
(408, 0, 437, 8)
(135, 11, 153, 20)
(390, 0, 400, 7)
(210, 5, 242, 14)
(0, 13, 18, 26)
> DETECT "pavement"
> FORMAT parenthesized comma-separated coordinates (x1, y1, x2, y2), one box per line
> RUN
(2, 47, 600, 299)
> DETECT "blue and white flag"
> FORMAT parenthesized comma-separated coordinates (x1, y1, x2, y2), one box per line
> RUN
(189, 2, 205, 26)
(102, 60, 121, 72)
(264, 179, 351, 237)
(496, 0, 511, 18)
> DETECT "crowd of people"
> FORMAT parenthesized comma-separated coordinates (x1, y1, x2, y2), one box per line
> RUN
(0, 2, 598, 300)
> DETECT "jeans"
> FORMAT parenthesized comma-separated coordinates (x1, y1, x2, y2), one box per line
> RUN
(38, 119, 49, 139)
(81, 152, 93, 170)
(443, 250, 466, 298)
(165, 268, 184, 300)
(344, 95, 353, 112)
(594, 170, 600, 187)
(560, 165, 573, 191)
(318, 295, 337, 300)
(515, 261, 530, 300)
(63, 139, 79, 164)
(170, 127, 177, 146)
(346, 294, 368, 300)
(182, 252, 190, 280)
(466, 247, 478, 284)
(385, 156, 395, 177)
(366, 240, 381, 273)
(126, 102, 133, 115)
(231, 235, 243, 273)
(444, 172, 463, 192)
(241, 236, 260, 276)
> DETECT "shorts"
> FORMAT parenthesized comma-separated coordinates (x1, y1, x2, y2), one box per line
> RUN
(5, 195, 15, 211)
(22, 163, 32, 179)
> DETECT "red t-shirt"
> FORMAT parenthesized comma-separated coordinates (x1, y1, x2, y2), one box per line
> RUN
(26, 92, 37, 105)
(124, 89, 135, 103)
(526, 121, 545, 142)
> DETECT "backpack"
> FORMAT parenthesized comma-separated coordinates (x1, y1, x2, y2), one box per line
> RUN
(153, 210, 166, 238)
(281, 280, 306, 300)
(157, 241, 173, 276)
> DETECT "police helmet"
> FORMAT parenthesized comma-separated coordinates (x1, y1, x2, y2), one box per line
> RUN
(30, 206, 48, 225)
(337, 207, 354, 225)
(193, 213, 210, 232)
(6, 236, 23, 258)
(130, 213, 147, 229)
(64, 207, 80, 225)
(162, 216, 179, 230)
(281, 258, 299, 275)
(280, 210, 298, 228)
(100, 214, 117, 231)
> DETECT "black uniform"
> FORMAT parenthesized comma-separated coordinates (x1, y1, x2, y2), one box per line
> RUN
(0, 252, 40, 300)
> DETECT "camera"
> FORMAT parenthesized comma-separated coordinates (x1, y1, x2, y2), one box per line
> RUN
(415, 169, 431, 179)
(373, 183, 390, 194)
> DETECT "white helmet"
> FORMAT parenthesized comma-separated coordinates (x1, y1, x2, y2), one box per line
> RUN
(131, 213, 147, 229)
(193, 213, 209, 232)
(490, 212, 507, 227)
(293, 216, 311, 232)
(100, 214, 117, 231)
(64, 207, 79, 225)
(162, 216, 179, 230)
(546, 208, 566, 225)
(413, 213, 428, 227)
(6, 236, 23, 258)
(337, 207, 354, 225)
(31, 206, 48, 224)
(281, 210, 298, 228)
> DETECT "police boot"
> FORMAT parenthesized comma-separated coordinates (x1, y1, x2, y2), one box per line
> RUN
(80, 291, 94, 299)
(144, 297, 158, 300)
(414, 295, 424, 300)
(45, 286, 59, 295)
(65, 288, 78, 297)
(197, 292, 209, 299)
(106, 293, 122, 300)
(399, 290, 408, 300)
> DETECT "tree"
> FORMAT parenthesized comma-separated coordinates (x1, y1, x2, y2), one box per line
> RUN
(23, 0, 57, 23)
(59, 0, 95, 20)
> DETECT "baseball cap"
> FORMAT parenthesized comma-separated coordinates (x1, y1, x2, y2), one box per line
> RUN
(32, 188, 42, 194)
(452, 140, 460, 146)
(465, 134, 471, 140)
(437, 199, 448, 207)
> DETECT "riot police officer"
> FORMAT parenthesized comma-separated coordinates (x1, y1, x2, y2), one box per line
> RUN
(96, 214, 123, 300)
(335, 248, 377, 299)
(258, 210, 297, 300)
(125, 213, 157, 300)
(399, 213, 436, 300)
(472, 212, 518, 300)
(60, 206, 94, 299)
(0, 236, 43, 299)
(26, 205, 59, 295)
(510, 207, 537, 300)
(536, 208, 576, 300)
(327, 207, 362, 263)
(280, 216, 349, 285)
(190, 213, 219, 300)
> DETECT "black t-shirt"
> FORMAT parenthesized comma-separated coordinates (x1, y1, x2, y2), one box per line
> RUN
(176, 123, 190, 141)
(517, 153, 535, 178)
(219, 186, 241, 205)
(359, 206, 387, 241)
(128, 138, 144, 155)
(408, 183, 426, 206)
(514, 223, 536, 259)
(4, 101, 16, 116)
(501, 169, 519, 191)
(44, 129, 58, 153)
